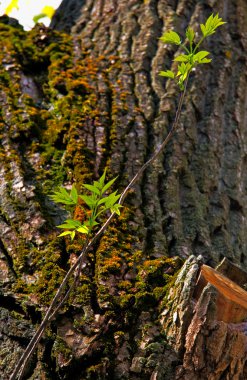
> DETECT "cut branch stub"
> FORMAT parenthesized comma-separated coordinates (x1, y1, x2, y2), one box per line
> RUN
(194, 263, 247, 323)
(170, 257, 247, 380)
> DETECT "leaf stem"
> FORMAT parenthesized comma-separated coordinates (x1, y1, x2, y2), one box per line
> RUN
(193, 36, 205, 54)
(180, 44, 190, 54)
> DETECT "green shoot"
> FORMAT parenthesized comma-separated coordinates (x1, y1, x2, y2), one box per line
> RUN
(159, 13, 226, 90)
(50, 170, 122, 241)
(200, 13, 226, 38)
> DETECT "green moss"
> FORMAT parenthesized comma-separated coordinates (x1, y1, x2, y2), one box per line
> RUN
(37, 144, 67, 194)
(9, 310, 24, 320)
(11, 238, 67, 306)
(137, 257, 182, 286)
(12, 242, 32, 274)
(86, 363, 108, 380)
(52, 336, 72, 363)
(70, 283, 92, 307)
(31, 261, 66, 304)
(158, 267, 182, 311)
(134, 291, 157, 310)
(118, 293, 135, 309)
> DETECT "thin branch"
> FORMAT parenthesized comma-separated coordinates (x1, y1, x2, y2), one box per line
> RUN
(10, 78, 188, 380)
(48, 236, 91, 322)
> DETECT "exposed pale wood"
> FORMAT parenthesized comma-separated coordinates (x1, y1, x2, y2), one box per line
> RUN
(195, 264, 247, 323)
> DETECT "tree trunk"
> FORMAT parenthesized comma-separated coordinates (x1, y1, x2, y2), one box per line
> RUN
(1, 0, 247, 378)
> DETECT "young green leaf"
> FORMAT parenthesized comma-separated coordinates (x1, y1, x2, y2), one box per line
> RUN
(64, 219, 82, 226)
(177, 62, 191, 76)
(160, 30, 181, 45)
(5, 0, 19, 15)
(193, 50, 211, 64)
(79, 194, 97, 208)
(58, 230, 75, 241)
(77, 225, 89, 234)
(102, 176, 118, 194)
(110, 204, 122, 215)
(50, 187, 77, 206)
(70, 185, 78, 204)
(200, 23, 207, 37)
(174, 54, 190, 62)
(93, 180, 101, 189)
(186, 27, 195, 44)
(97, 197, 109, 206)
(104, 192, 121, 208)
(199, 58, 211, 64)
(57, 219, 82, 229)
(176, 62, 192, 90)
(99, 169, 107, 188)
(200, 13, 226, 37)
(159, 70, 175, 79)
(178, 81, 185, 91)
(58, 231, 73, 237)
(97, 191, 121, 207)
(83, 183, 101, 195)
(71, 231, 76, 241)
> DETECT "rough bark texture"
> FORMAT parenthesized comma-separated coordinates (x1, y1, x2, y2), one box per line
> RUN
(0, 0, 247, 379)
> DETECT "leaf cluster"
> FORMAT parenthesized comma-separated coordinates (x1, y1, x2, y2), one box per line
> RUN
(50, 170, 122, 240)
(159, 13, 226, 90)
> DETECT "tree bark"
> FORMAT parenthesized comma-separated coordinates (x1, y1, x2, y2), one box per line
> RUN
(0, 0, 247, 378)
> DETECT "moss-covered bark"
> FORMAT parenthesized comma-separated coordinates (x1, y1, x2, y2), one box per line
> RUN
(1, 0, 247, 378)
